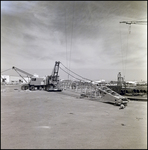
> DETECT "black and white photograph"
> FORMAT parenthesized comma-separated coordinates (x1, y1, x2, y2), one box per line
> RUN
(1, 1, 147, 149)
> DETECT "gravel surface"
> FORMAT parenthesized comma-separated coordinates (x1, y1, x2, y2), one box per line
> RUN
(1, 85, 147, 149)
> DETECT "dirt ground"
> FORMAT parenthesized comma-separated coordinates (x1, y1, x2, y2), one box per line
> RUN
(1, 85, 147, 149)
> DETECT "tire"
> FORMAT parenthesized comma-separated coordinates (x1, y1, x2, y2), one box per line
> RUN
(24, 85, 29, 90)
(39, 87, 43, 90)
(46, 85, 54, 91)
(21, 86, 25, 90)
(140, 90, 143, 93)
(29, 86, 35, 91)
(21, 84, 29, 90)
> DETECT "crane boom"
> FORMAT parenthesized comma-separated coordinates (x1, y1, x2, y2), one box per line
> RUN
(51, 61, 60, 81)
(120, 20, 147, 34)
(12, 66, 34, 83)
(120, 21, 147, 25)
(12, 66, 34, 77)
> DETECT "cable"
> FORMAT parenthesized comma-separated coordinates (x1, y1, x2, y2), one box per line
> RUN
(60, 62, 92, 82)
(1, 68, 12, 73)
(68, 1, 75, 80)
(59, 66, 83, 81)
(124, 25, 131, 80)
(14, 69, 28, 83)
(65, 3, 68, 69)
(119, 23, 124, 77)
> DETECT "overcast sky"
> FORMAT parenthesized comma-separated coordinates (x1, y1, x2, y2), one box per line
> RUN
(1, 1, 147, 81)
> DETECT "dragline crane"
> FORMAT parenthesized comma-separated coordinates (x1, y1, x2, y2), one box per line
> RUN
(12, 61, 62, 92)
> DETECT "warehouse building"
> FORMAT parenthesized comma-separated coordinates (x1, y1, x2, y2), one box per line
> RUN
(1, 75, 30, 84)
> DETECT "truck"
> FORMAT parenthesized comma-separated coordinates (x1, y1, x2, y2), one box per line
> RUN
(12, 61, 62, 92)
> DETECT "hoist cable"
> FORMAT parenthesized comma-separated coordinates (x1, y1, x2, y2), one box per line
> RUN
(125, 25, 130, 79)
(60, 62, 92, 82)
(59, 66, 84, 81)
(119, 23, 124, 77)
(65, 3, 68, 69)
(1, 68, 12, 73)
(68, 1, 75, 80)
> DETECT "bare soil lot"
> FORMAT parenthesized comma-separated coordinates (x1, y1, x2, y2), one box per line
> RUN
(1, 85, 147, 149)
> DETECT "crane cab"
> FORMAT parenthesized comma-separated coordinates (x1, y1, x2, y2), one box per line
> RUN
(29, 77, 45, 86)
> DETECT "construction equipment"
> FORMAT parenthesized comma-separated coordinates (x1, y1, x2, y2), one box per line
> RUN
(120, 21, 147, 25)
(77, 81, 129, 106)
(12, 61, 62, 92)
(120, 21, 147, 34)
(59, 62, 129, 106)
(96, 85, 129, 106)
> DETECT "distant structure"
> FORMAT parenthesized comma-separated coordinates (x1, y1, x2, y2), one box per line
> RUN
(117, 72, 124, 86)
(1, 75, 29, 85)
(120, 21, 147, 34)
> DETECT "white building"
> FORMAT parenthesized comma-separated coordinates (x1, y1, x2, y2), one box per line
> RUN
(1, 75, 10, 83)
(1, 75, 30, 84)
